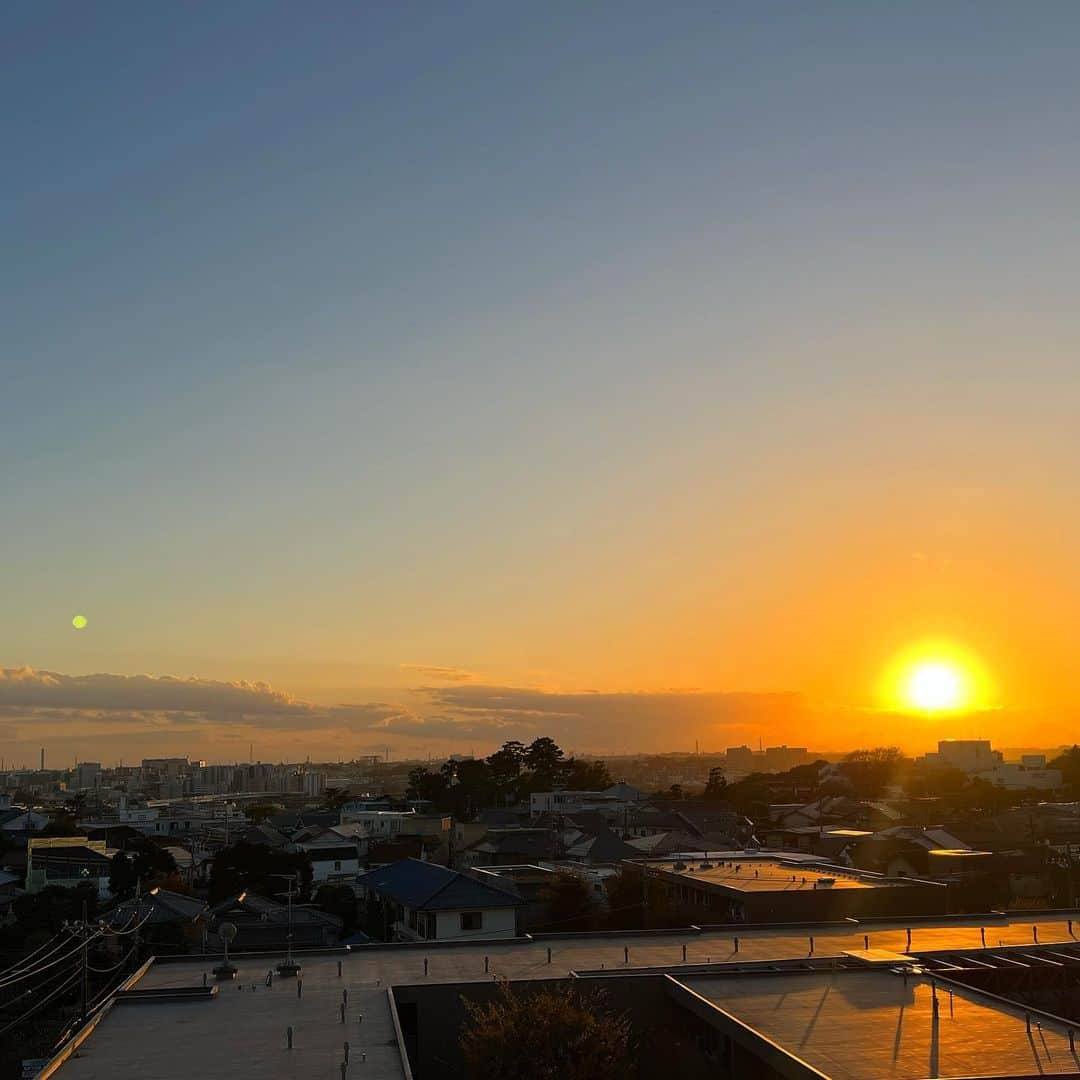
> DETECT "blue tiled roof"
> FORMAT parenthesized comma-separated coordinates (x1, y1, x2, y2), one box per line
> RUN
(358, 858, 522, 911)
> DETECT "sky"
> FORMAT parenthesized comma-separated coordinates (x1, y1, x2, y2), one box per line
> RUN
(4, 3, 1080, 766)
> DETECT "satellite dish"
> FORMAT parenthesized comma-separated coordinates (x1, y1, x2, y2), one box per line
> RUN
(213, 921, 239, 979)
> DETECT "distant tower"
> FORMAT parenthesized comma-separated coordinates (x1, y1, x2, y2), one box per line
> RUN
(40, 747, 45, 771)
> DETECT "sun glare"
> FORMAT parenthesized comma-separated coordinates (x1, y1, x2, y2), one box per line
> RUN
(881, 640, 992, 716)
(905, 662, 964, 711)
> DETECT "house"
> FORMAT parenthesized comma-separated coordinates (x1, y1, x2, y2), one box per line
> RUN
(106, 887, 208, 950)
(564, 827, 639, 864)
(292, 827, 362, 884)
(357, 858, 521, 941)
(238, 822, 294, 849)
(267, 811, 340, 834)
(0, 807, 49, 834)
(205, 891, 343, 950)
(25, 837, 113, 898)
(459, 827, 557, 868)
(529, 790, 635, 820)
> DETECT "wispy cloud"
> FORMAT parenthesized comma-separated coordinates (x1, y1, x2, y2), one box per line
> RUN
(399, 664, 475, 683)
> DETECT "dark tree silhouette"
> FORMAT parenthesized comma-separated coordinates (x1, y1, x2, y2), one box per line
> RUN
(461, 982, 634, 1080)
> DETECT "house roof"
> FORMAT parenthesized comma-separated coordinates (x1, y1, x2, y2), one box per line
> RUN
(208, 892, 343, 928)
(108, 888, 207, 927)
(32, 845, 112, 867)
(358, 858, 522, 911)
(467, 829, 556, 859)
(566, 828, 639, 863)
(238, 823, 293, 848)
(475, 808, 527, 826)
(267, 811, 339, 833)
(627, 830, 708, 856)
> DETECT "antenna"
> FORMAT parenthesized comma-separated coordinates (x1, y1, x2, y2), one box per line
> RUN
(214, 921, 238, 980)
(276, 874, 301, 976)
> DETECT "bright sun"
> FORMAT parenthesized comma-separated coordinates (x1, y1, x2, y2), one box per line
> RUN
(881, 640, 992, 716)
(905, 662, 965, 711)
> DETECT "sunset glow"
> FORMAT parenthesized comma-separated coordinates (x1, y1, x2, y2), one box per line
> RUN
(882, 642, 994, 717)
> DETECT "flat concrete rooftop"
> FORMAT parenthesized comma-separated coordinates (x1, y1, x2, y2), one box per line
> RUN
(56, 953, 407, 1080)
(650, 857, 880, 892)
(48, 912, 1080, 1078)
(678, 969, 1080, 1079)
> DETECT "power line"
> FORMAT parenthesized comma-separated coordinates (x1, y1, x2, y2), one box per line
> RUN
(0, 931, 71, 978)
(0, 933, 101, 992)
(0, 968, 81, 1040)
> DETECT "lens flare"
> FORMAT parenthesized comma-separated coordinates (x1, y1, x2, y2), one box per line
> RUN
(72, 615, 88, 629)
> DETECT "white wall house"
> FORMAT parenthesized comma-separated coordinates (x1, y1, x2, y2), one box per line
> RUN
(298, 841, 362, 884)
(357, 858, 521, 942)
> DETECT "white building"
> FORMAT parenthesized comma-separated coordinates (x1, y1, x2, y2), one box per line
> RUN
(339, 808, 449, 841)
(989, 763, 1062, 791)
(357, 858, 520, 942)
(922, 740, 1001, 774)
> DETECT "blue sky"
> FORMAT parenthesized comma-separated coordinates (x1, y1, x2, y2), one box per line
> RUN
(4, 3, 1080, 761)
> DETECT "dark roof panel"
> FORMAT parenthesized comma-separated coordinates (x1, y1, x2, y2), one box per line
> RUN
(358, 858, 522, 910)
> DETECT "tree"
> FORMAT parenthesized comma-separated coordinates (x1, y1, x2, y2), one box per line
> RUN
(128, 838, 177, 884)
(704, 766, 728, 801)
(208, 843, 313, 903)
(11, 883, 99, 939)
(524, 737, 565, 781)
(839, 747, 907, 798)
(604, 865, 697, 931)
(460, 982, 634, 1080)
(1050, 746, 1080, 796)
(109, 851, 138, 899)
(40, 812, 78, 837)
(314, 883, 358, 934)
(486, 741, 527, 787)
(407, 766, 449, 804)
(244, 802, 282, 824)
(536, 872, 595, 932)
(562, 758, 613, 791)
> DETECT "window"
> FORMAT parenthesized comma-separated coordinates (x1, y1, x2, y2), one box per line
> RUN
(460, 911, 482, 932)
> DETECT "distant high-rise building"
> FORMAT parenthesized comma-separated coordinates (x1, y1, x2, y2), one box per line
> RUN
(725, 746, 755, 772)
(763, 746, 810, 772)
(74, 761, 102, 790)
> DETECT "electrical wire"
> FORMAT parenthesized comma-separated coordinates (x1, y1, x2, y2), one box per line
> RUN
(0, 932, 102, 992)
(0, 930, 73, 977)
(85, 945, 137, 975)
(0, 968, 81, 1040)
(101, 910, 153, 937)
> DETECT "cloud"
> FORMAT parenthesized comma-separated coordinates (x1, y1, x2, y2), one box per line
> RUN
(420, 684, 809, 751)
(0, 667, 310, 717)
(0, 668, 529, 746)
(399, 664, 475, 682)
(0, 667, 884, 756)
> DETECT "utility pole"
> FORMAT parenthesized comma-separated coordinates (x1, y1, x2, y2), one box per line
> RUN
(80, 899, 89, 1025)
(1068, 843, 1076, 910)
(641, 863, 649, 930)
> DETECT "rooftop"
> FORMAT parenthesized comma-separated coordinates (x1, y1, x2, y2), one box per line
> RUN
(648, 856, 888, 892)
(54, 953, 408, 1080)
(678, 969, 1080, 1078)
(46, 911, 1080, 1079)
